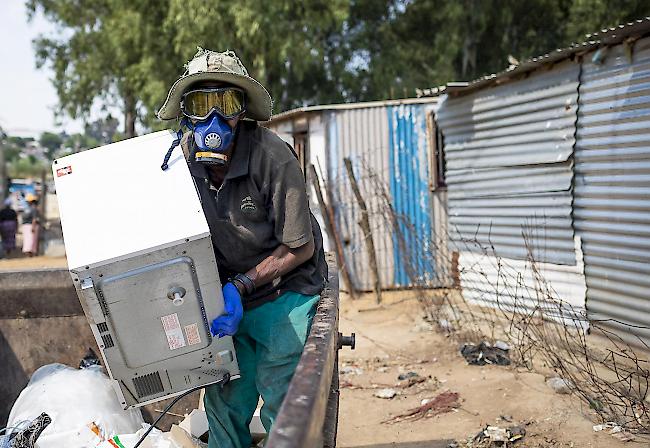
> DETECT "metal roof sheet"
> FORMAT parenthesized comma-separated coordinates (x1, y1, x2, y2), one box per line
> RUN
(265, 97, 439, 124)
(418, 17, 650, 97)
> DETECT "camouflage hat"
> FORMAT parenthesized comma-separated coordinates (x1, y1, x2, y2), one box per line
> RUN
(157, 48, 273, 122)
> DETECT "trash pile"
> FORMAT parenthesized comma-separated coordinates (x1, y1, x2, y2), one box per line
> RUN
(460, 342, 510, 366)
(0, 355, 239, 448)
(449, 422, 528, 447)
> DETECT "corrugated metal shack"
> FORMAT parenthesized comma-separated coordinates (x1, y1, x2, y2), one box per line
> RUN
(431, 19, 650, 346)
(264, 98, 443, 290)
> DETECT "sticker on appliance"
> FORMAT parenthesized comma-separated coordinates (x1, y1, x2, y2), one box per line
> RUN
(184, 323, 202, 346)
(161, 313, 186, 350)
(56, 165, 73, 177)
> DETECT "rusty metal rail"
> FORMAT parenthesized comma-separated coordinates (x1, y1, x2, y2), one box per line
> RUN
(267, 253, 344, 447)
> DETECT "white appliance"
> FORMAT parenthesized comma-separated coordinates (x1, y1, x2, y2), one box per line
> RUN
(53, 130, 239, 408)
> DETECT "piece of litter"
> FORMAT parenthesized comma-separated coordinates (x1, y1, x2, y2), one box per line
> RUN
(494, 340, 510, 351)
(484, 426, 509, 442)
(438, 319, 454, 332)
(461, 342, 510, 366)
(546, 377, 572, 394)
(179, 409, 209, 438)
(508, 425, 526, 441)
(397, 375, 427, 388)
(374, 388, 398, 399)
(397, 371, 419, 381)
(340, 366, 363, 375)
(593, 422, 616, 432)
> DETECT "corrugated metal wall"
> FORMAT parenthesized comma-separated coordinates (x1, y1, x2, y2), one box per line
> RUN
(324, 103, 436, 289)
(574, 37, 650, 346)
(387, 105, 435, 285)
(438, 61, 587, 311)
(325, 107, 395, 290)
(438, 61, 580, 266)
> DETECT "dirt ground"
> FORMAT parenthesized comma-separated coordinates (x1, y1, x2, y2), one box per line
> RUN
(1, 255, 643, 447)
(336, 291, 641, 448)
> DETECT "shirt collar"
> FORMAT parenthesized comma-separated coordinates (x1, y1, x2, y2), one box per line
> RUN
(225, 122, 252, 180)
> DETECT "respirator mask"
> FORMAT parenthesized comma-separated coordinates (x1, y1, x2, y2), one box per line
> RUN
(161, 87, 246, 171)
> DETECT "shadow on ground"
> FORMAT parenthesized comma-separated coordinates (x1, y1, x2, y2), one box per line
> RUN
(343, 441, 454, 448)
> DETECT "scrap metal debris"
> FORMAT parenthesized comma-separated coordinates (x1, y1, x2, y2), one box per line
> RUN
(382, 391, 460, 424)
(461, 342, 510, 366)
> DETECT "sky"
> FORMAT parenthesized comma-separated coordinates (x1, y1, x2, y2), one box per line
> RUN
(0, 1, 85, 137)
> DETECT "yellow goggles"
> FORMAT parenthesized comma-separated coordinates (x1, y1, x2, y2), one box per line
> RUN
(181, 88, 246, 120)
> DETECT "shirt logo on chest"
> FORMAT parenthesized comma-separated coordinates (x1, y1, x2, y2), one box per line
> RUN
(240, 196, 257, 215)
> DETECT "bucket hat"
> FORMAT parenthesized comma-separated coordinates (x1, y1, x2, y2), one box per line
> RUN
(157, 48, 273, 122)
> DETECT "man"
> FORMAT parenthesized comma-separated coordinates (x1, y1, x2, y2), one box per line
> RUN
(21, 194, 39, 257)
(0, 198, 18, 255)
(158, 49, 327, 448)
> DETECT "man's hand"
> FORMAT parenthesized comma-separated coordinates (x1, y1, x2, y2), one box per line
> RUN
(210, 282, 243, 338)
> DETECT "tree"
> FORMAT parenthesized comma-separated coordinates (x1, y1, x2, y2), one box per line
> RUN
(62, 133, 101, 154)
(348, 0, 575, 99)
(39, 132, 64, 159)
(566, 0, 650, 40)
(29, 0, 650, 129)
(84, 115, 120, 145)
(27, 0, 177, 138)
(164, 0, 351, 111)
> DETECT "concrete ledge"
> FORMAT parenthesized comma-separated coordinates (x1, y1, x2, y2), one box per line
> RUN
(0, 268, 82, 318)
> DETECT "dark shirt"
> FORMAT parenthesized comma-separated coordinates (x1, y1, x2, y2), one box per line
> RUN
(182, 121, 327, 310)
(0, 207, 17, 222)
(21, 205, 38, 225)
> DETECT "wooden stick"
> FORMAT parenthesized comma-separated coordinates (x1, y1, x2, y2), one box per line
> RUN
(309, 164, 358, 300)
(343, 158, 382, 304)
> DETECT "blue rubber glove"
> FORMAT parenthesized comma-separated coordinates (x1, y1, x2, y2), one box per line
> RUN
(210, 282, 244, 338)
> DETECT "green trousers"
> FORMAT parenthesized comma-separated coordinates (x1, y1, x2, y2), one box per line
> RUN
(204, 291, 319, 448)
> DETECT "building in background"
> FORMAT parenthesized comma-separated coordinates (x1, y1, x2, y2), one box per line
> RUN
(429, 18, 650, 347)
(265, 98, 445, 290)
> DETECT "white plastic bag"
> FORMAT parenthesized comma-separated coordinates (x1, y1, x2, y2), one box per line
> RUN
(98, 425, 182, 448)
(8, 363, 144, 447)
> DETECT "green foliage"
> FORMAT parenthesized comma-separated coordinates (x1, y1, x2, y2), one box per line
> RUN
(28, 0, 650, 132)
(39, 132, 64, 159)
(164, 0, 351, 110)
(27, 0, 171, 137)
(7, 156, 46, 179)
(566, 0, 650, 40)
(84, 115, 120, 145)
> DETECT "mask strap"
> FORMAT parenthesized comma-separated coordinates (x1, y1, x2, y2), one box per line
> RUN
(161, 118, 190, 171)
